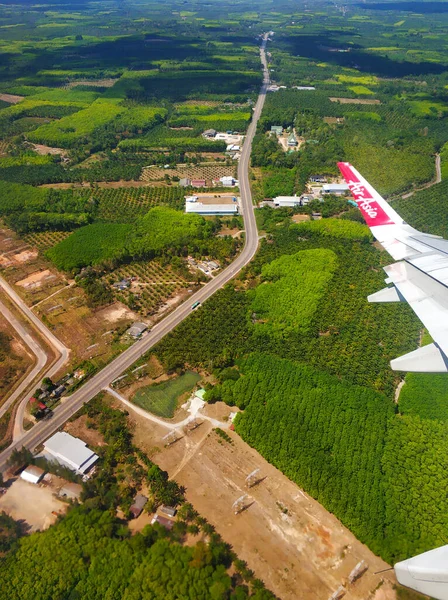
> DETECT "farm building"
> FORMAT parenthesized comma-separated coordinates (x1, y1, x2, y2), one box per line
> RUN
(179, 178, 191, 187)
(322, 183, 349, 195)
(127, 322, 148, 338)
(220, 176, 237, 187)
(130, 494, 148, 518)
(295, 86, 316, 90)
(273, 196, 302, 207)
(58, 482, 82, 501)
(190, 179, 206, 188)
(202, 129, 216, 138)
(43, 432, 99, 475)
(310, 175, 326, 183)
(20, 465, 45, 485)
(186, 202, 238, 215)
(270, 125, 283, 135)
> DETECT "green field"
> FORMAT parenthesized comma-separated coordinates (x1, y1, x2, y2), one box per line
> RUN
(131, 371, 200, 417)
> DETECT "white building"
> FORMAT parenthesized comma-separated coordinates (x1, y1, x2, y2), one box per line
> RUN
(185, 195, 198, 203)
(20, 465, 45, 484)
(185, 202, 238, 216)
(220, 176, 237, 187)
(273, 196, 302, 207)
(295, 86, 316, 91)
(43, 432, 99, 474)
(322, 183, 349, 195)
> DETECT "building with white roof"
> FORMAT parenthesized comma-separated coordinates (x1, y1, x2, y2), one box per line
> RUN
(20, 465, 45, 484)
(43, 432, 98, 474)
(185, 202, 238, 216)
(273, 196, 302, 207)
(322, 183, 349, 195)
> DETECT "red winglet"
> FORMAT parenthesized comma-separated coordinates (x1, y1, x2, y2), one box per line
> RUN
(337, 162, 395, 227)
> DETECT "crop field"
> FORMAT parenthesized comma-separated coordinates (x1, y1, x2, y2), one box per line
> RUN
(95, 186, 185, 221)
(103, 259, 194, 316)
(131, 370, 200, 417)
(23, 231, 73, 252)
(140, 164, 236, 185)
(27, 99, 125, 147)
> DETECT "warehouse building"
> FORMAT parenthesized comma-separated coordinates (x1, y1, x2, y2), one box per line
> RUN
(185, 202, 238, 215)
(20, 465, 45, 485)
(43, 432, 98, 475)
(273, 196, 302, 207)
(322, 183, 349, 195)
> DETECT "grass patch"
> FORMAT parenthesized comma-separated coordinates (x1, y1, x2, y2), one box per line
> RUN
(348, 85, 374, 95)
(336, 74, 378, 85)
(131, 371, 201, 418)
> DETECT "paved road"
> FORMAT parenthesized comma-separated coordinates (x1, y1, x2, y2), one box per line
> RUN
(0, 34, 270, 473)
(0, 298, 47, 428)
(0, 275, 70, 439)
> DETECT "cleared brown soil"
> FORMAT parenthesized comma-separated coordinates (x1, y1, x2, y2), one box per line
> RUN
(329, 97, 381, 104)
(114, 395, 399, 600)
(0, 478, 67, 531)
(0, 93, 24, 104)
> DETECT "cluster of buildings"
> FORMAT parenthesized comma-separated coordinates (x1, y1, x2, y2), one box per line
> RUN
(263, 178, 350, 209)
(20, 431, 99, 490)
(270, 125, 299, 148)
(179, 176, 238, 189)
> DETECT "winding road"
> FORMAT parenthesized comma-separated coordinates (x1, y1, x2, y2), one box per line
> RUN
(0, 276, 70, 439)
(0, 34, 270, 474)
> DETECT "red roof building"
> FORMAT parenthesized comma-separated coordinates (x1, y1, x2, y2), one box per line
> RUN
(191, 179, 206, 188)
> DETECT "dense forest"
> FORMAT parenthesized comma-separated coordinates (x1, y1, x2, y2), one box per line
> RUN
(155, 216, 448, 563)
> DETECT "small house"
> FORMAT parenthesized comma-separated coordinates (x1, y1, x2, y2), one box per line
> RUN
(130, 494, 148, 518)
(270, 125, 283, 135)
(51, 385, 66, 398)
(202, 129, 216, 138)
(159, 505, 177, 518)
(287, 131, 298, 147)
(20, 465, 45, 485)
(179, 178, 191, 187)
(151, 514, 175, 530)
(127, 322, 148, 339)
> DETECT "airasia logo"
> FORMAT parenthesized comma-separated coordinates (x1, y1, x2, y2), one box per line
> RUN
(347, 180, 378, 219)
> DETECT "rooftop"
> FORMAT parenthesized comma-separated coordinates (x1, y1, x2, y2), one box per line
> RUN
(44, 432, 98, 474)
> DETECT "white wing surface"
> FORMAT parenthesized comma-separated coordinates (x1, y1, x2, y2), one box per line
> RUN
(338, 162, 448, 372)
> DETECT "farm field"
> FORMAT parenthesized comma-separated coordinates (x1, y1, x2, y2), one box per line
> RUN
(140, 163, 237, 186)
(130, 370, 200, 417)
(117, 394, 398, 600)
(103, 259, 195, 317)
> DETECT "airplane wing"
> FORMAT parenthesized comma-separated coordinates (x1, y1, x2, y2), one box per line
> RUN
(338, 161, 448, 372)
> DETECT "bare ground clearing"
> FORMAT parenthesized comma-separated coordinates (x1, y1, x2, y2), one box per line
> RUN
(0, 478, 67, 531)
(30, 143, 67, 156)
(329, 97, 381, 104)
(0, 93, 24, 104)
(116, 397, 398, 600)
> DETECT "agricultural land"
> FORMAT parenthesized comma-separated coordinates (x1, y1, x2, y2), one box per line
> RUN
(1, 1, 448, 600)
